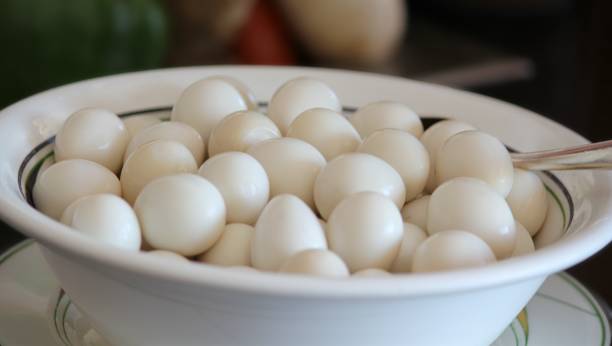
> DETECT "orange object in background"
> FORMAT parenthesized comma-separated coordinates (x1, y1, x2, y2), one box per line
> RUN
(235, 0, 296, 65)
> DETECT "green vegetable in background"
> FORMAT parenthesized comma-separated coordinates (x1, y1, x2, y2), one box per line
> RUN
(0, 0, 168, 108)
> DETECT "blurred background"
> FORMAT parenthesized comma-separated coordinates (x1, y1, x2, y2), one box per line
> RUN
(0, 0, 610, 300)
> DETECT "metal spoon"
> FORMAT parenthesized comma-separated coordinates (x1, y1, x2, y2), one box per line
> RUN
(512, 139, 612, 170)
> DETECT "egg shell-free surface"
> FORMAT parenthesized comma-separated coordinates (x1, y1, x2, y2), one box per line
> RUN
(33, 159, 122, 220)
(506, 169, 549, 236)
(199, 223, 254, 267)
(208, 111, 281, 157)
(134, 174, 226, 256)
(349, 101, 423, 139)
(412, 230, 496, 273)
(327, 191, 404, 272)
(428, 177, 516, 259)
(314, 152, 406, 220)
(120, 140, 198, 204)
(390, 223, 428, 273)
(61, 194, 141, 251)
(436, 130, 514, 197)
(279, 249, 349, 277)
(208, 75, 259, 110)
(511, 222, 535, 256)
(198, 152, 269, 225)
(420, 120, 476, 193)
(54, 108, 130, 173)
(287, 107, 361, 160)
(124, 121, 205, 165)
(358, 129, 429, 201)
(171, 78, 248, 142)
(122, 115, 162, 139)
(267, 77, 341, 134)
(248, 138, 326, 210)
(251, 194, 327, 271)
(400, 195, 430, 231)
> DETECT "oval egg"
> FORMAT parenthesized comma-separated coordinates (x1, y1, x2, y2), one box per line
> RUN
(208, 111, 281, 157)
(349, 101, 423, 139)
(279, 249, 349, 277)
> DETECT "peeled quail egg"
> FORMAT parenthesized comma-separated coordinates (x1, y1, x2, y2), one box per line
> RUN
(286, 108, 361, 160)
(506, 169, 548, 236)
(199, 223, 254, 266)
(412, 230, 496, 273)
(314, 153, 406, 220)
(54, 108, 130, 173)
(124, 121, 205, 165)
(198, 152, 269, 225)
(279, 249, 349, 277)
(251, 194, 327, 271)
(511, 222, 535, 257)
(419, 120, 476, 193)
(61, 194, 141, 251)
(427, 177, 516, 259)
(400, 195, 430, 231)
(389, 223, 428, 273)
(358, 129, 429, 201)
(247, 138, 326, 209)
(208, 111, 281, 157)
(120, 140, 198, 204)
(122, 115, 162, 139)
(327, 192, 403, 272)
(208, 75, 259, 110)
(134, 174, 226, 256)
(33, 159, 121, 219)
(352, 268, 392, 277)
(171, 78, 247, 142)
(349, 101, 423, 139)
(436, 130, 514, 197)
(267, 77, 341, 134)
(146, 250, 189, 262)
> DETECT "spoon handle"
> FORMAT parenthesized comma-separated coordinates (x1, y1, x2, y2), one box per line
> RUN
(512, 139, 612, 170)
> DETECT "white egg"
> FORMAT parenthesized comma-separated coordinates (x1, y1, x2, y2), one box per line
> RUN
(54, 108, 130, 173)
(352, 268, 392, 277)
(146, 250, 189, 262)
(134, 174, 226, 256)
(208, 75, 259, 110)
(506, 169, 549, 236)
(279, 249, 349, 277)
(314, 153, 406, 220)
(327, 192, 404, 272)
(208, 111, 281, 157)
(198, 152, 269, 224)
(534, 194, 564, 249)
(390, 223, 428, 273)
(420, 120, 476, 193)
(400, 195, 430, 231)
(122, 115, 162, 139)
(120, 140, 198, 204)
(251, 194, 327, 271)
(247, 138, 326, 209)
(124, 121, 205, 165)
(436, 130, 514, 197)
(349, 101, 423, 139)
(33, 159, 121, 219)
(511, 222, 535, 257)
(171, 78, 248, 142)
(427, 177, 516, 259)
(358, 129, 429, 201)
(267, 77, 341, 134)
(198, 223, 254, 266)
(286, 108, 361, 160)
(412, 230, 496, 273)
(61, 194, 141, 251)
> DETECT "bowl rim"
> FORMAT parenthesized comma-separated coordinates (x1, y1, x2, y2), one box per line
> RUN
(1, 65, 611, 298)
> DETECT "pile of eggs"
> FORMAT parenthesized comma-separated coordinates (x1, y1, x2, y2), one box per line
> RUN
(32, 76, 550, 278)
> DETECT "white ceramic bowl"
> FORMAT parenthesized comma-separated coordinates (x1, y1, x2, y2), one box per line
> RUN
(0, 67, 611, 346)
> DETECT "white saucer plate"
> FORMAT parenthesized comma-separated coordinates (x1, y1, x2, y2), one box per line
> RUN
(0, 241, 609, 346)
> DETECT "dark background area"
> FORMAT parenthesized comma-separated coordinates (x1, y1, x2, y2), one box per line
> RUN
(0, 0, 610, 307)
